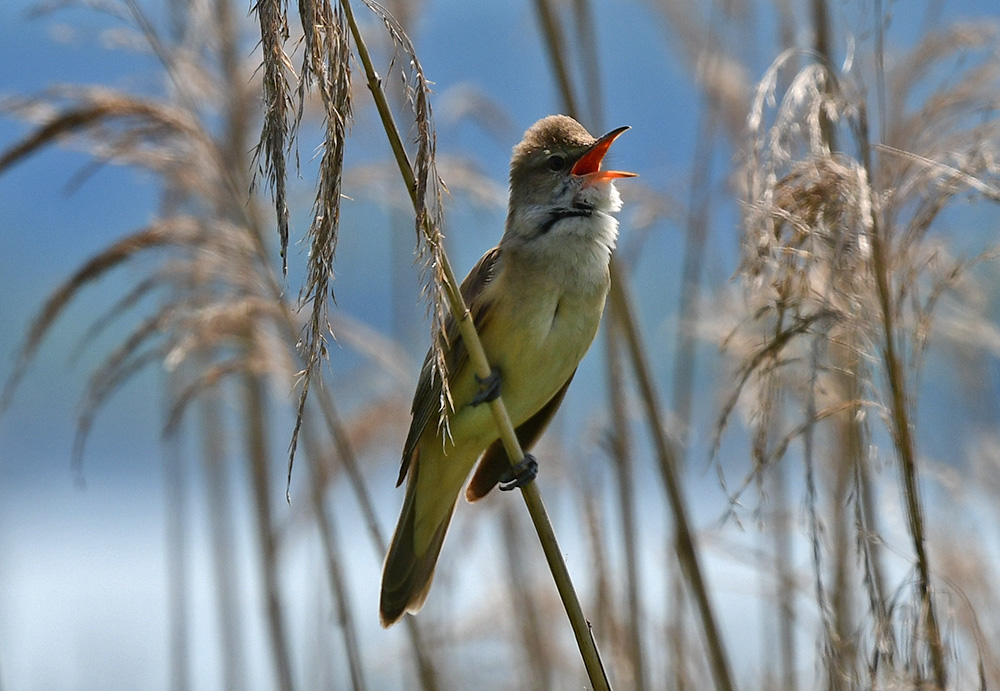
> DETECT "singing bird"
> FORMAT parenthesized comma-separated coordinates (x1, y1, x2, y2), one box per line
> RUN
(379, 115, 635, 627)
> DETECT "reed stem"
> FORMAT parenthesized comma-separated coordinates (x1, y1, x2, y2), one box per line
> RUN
(609, 266, 736, 691)
(857, 107, 946, 689)
(339, 1, 611, 686)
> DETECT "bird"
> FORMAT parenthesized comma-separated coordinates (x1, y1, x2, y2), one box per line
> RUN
(379, 114, 635, 627)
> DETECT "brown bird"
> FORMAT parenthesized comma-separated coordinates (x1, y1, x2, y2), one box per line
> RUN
(379, 115, 635, 627)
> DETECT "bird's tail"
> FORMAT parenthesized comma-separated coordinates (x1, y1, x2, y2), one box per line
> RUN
(379, 456, 459, 627)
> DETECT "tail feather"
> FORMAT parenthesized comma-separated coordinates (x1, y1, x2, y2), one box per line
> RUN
(379, 466, 457, 627)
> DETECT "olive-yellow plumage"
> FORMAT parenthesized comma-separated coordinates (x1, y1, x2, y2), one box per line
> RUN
(379, 115, 635, 627)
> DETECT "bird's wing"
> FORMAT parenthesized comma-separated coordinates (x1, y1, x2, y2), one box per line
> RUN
(464, 368, 576, 502)
(396, 245, 502, 486)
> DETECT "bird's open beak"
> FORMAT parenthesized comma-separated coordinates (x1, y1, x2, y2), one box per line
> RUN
(571, 125, 638, 184)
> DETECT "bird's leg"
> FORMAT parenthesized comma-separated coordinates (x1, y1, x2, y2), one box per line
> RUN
(472, 367, 502, 406)
(499, 454, 538, 491)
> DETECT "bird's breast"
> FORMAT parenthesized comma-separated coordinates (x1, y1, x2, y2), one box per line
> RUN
(481, 249, 610, 427)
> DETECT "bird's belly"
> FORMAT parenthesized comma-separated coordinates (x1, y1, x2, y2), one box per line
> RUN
(487, 288, 604, 427)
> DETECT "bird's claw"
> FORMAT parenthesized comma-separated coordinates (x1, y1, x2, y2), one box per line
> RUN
(499, 454, 538, 491)
(472, 368, 502, 406)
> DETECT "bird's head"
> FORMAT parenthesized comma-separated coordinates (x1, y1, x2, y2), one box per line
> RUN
(507, 115, 636, 223)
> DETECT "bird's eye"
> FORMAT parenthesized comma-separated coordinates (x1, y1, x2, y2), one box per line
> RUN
(546, 154, 566, 171)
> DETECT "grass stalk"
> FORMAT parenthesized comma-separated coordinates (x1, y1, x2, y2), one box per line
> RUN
(809, 0, 837, 151)
(667, 47, 719, 691)
(581, 484, 614, 659)
(857, 108, 947, 689)
(672, 8, 719, 461)
(532, 0, 581, 119)
(804, 9, 863, 684)
(570, 0, 604, 129)
(243, 373, 295, 691)
(501, 506, 552, 691)
(802, 332, 835, 686)
(829, 345, 862, 687)
(302, 422, 369, 691)
(606, 317, 646, 690)
(339, 1, 611, 686)
(770, 457, 797, 690)
(608, 266, 736, 691)
(197, 358, 247, 690)
(855, 437, 895, 676)
(311, 386, 442, 691)
(162, 373, 190, 691)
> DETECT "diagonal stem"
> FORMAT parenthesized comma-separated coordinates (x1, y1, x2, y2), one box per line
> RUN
(339, 1, 611, 687)
(302, 421, 369, 691)
(530, 2, 735, 688)
(609, 265, 736, 691)
(856, 106, 946, 690)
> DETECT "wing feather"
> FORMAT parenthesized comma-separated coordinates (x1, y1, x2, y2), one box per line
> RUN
(396, 245, 502, 486)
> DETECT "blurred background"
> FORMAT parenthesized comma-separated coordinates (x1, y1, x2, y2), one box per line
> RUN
(2, 0, 1000, 689)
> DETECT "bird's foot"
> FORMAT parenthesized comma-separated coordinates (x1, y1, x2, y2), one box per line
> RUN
(472, 368, 502, 406)
(499, 454, 538, 491)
